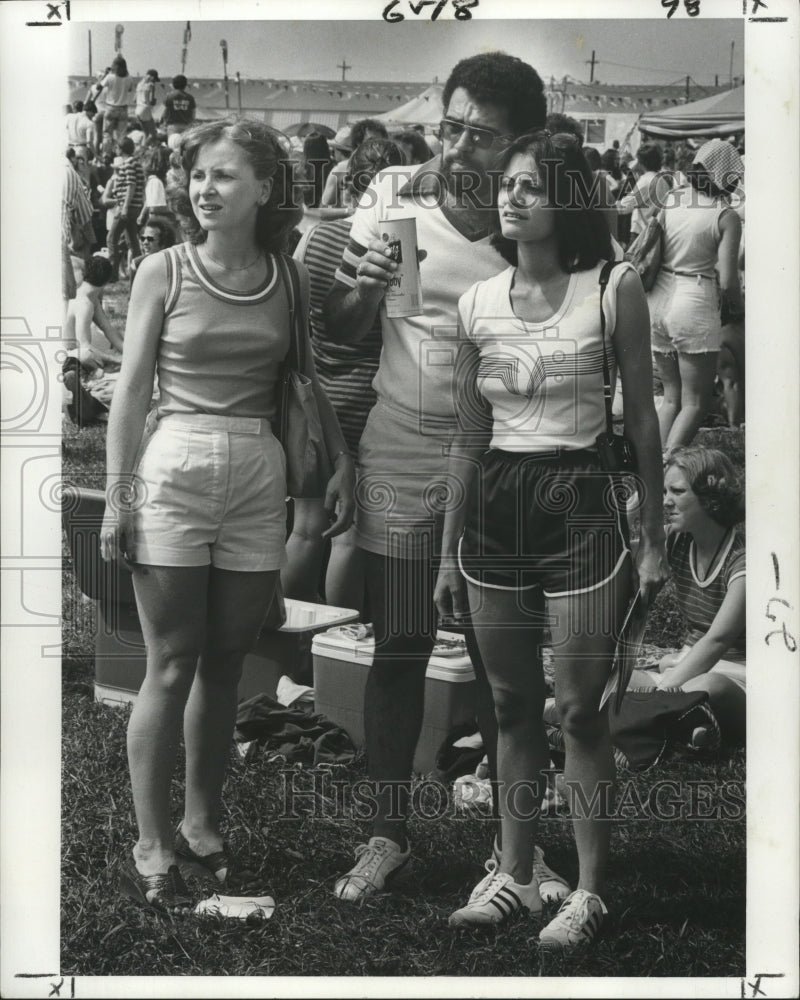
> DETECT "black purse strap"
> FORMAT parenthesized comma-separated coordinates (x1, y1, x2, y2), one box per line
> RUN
(598, 259, 621, 438)
(275, 253, 305, 443)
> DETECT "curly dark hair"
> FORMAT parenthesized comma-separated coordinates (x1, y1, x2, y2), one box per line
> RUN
(665, 446, 745, 528)
(489, 131, 612, 273)
(396, 130, 432, 165)
(139, 217, 176, 250)
(545, 113, 584, 145)
(350, 118, 388, 149)
(177, 117, 302, 254)
(83, 255, 114, 287)
(442, 52, 546, 137)
(347, 138, 404, 196)
(636, 142, 663, 172)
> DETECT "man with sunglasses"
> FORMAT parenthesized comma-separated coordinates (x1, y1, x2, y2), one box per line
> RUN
(323, 52, 572, 915)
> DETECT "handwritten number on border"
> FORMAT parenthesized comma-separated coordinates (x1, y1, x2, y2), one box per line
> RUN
(661, 0, 701, 16)
(383, 0, 478, 23)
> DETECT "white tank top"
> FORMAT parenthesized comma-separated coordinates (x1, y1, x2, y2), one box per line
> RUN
(458, 262, 634, 452)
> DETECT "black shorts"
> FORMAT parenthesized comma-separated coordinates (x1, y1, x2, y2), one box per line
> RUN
(458, 448, 631, 597)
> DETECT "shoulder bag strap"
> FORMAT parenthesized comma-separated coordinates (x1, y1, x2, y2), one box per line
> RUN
(598, 259, 620, 439)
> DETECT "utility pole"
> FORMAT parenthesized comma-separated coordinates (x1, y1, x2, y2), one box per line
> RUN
(561, 75, 567, 113)
(220, 39, 229, 109)
(586, 50, 597, 84)
(236, 71, 242, 114)
(685, 75, 690, 103)
(88, 29, 92, 77)
(338, 59, 351, 82)
(729, 41, 734, 87)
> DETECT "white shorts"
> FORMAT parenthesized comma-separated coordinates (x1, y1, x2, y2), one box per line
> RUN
(132, 413, 288, 571)
(648, 270, 722, 355)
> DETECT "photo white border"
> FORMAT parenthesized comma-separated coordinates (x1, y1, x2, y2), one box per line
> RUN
(1, 0, 797, 996)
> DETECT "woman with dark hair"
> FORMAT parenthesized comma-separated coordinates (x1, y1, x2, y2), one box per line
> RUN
(647, 139, 744, 453)
(435, 131, 668, 947)
(298, 132, 334, 208)
(282, 138, 404, 614)
(395, 129, 432, 166)
(614, 141, 670, 242)
(100, 116, 354, 915)
(99, 55, 134, 147)
(630, 446, 745, 742)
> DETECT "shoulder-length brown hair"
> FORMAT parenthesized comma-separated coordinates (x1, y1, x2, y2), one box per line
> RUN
(489, 130, 612, 273)
(178, 117, 302, 254)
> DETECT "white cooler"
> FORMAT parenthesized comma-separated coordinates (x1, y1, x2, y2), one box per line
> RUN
(312, 629, 476, 775)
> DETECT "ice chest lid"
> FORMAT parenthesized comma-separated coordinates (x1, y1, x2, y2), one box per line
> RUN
(312, 628, 475, 682)
(279, 599, 359, 633)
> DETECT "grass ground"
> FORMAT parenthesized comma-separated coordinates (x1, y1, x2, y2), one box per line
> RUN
(61, 281, 745, 977)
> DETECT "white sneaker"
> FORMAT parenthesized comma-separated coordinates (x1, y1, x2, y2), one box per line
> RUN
(450, 871, 542, 927)
(483, 840, 570, 904)
(333, 836, 410, 902)
(532, 846, 571, 903)
(538, 888, 607, 952)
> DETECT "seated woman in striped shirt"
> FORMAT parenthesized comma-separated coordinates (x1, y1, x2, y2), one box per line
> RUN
(633, 445, 745, 743)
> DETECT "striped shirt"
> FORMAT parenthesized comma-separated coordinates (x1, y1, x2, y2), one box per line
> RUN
(115, 156, 145, 209)
(668, 529, 746, 663)
(294, 219, 382, 456)
(62, 161, 93, 245)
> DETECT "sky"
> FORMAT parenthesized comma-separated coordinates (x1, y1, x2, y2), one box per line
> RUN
(68, 17, 745, 89)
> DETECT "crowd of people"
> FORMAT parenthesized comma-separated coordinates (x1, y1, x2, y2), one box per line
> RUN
(61, 49, 746, 953)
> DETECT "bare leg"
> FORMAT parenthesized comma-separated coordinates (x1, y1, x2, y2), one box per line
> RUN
(325, 526, 367, 615)
(665, 351, 720, 451)
(362, 550, 435, 848)
(182, 568, 279, 859)
(653, 350, 681, 447)
(549, 560, 631, 896)
(467, 582, 549, 884)
(281, 498, 327, 601)
(128, 565, 209, 876)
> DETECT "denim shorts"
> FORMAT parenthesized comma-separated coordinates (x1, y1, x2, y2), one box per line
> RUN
(132, 413, 287, 571)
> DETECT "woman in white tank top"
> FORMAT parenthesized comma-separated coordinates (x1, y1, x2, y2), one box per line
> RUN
(100, 118, 354, 915)
(648, 139, 745, 455)
(435, 132, 669, 946)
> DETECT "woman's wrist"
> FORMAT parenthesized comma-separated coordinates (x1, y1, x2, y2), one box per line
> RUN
(332, 449, 352, 468)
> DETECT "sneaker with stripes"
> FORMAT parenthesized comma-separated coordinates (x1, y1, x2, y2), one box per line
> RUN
(538, 888, 607, 952)
(450, 871, 542, 927)
(482, 839, 571, 904)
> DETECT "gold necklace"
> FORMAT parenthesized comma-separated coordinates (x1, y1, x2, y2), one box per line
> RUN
(203, 247, 263, 271)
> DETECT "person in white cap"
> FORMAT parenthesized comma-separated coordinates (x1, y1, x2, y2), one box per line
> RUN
(646, 138, 745, 455)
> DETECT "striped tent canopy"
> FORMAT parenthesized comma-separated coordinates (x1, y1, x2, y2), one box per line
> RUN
(638, 86, 744, 139)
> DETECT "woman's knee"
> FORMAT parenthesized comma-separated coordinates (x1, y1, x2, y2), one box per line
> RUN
(493, 683, 541, 732)
(144, 643, 199, 694)
(554, 696, 606, 740)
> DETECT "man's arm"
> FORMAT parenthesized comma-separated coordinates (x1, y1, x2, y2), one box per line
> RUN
(323, 237, 398, 345)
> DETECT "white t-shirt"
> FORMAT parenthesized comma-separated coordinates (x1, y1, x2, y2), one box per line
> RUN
(458, 262, 635, 452)
(335, 161, 508, 421)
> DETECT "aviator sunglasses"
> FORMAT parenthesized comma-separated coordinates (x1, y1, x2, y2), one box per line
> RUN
(438, 117, 515, 151)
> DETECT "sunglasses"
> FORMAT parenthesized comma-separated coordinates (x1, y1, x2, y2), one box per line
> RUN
(139, 236, 158, 243)
(439, 118, 514, 152)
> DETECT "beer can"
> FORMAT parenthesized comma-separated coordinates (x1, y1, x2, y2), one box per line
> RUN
(379, 217, 424, 318)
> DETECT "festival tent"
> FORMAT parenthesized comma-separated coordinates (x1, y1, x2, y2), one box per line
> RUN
(373, 83, 444, 129)
(638, 86, 744, 140)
